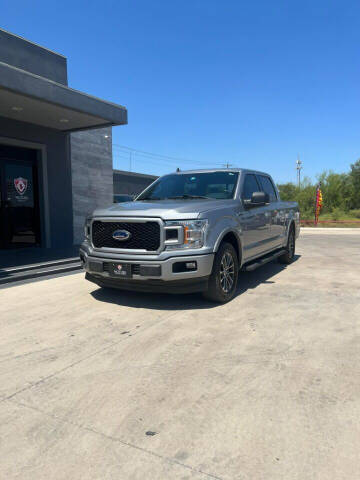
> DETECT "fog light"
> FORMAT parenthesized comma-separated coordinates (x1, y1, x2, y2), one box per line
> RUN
(173, 261, 197, 273)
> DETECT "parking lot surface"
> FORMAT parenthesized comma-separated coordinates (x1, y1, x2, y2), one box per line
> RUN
(0, 231, 359, 479)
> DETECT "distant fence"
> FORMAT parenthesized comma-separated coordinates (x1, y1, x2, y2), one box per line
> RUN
(301, 219, 360, 225)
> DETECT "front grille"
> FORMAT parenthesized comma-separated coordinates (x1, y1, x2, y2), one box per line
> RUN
(92, 220, 161, 251)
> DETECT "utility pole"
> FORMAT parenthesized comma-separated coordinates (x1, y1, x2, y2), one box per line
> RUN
(129, 151, 132, 172)
(296, 155, 302, 188)
(222, 162, 234, 169)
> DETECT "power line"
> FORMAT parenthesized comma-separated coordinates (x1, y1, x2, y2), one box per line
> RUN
(113, 144, 200, 163)
(113, 143, 218, 166)
(112, 143, 240, 174)
(113, 152, 196, 168)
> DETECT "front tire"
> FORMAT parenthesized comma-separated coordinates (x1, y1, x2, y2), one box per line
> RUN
(203, 242, 239, 303)
(278, 226, 295, 264)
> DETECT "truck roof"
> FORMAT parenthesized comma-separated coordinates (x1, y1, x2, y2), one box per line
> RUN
(170, 168, 272, 177)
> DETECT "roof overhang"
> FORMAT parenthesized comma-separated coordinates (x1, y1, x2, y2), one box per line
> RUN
(0, 61, 127, 132)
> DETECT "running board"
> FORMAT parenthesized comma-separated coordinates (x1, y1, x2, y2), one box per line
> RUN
(242, 249, 286, 272)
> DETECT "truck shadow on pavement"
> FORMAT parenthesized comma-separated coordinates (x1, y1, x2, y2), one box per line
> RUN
(90, 255, 300, 311)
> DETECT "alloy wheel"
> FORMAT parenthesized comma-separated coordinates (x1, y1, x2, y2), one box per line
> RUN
(220, 251, 235, 293)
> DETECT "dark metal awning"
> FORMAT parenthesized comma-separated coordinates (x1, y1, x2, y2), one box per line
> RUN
(0, 61, 127, 132)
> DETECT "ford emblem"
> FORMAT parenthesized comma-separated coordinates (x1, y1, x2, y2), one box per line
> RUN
(112, 229, 131, 241)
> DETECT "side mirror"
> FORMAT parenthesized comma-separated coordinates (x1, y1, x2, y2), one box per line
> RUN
(244, 191, 269, 208)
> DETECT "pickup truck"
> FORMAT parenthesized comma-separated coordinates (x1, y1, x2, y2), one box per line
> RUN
(80, 169, 300, 303)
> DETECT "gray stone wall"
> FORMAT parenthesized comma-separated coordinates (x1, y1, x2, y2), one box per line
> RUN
(70, 127, 113, 244)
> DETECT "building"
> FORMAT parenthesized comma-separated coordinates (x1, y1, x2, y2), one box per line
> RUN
(113, 169, 157, 197)
(0, 28, 127, 250)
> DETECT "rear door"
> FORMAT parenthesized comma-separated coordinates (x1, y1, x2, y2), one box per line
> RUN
(239, 173, 270, 261)
(257, 174, 284, 249)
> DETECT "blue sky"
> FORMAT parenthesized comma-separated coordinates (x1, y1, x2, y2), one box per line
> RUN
(2, 0, 360, 183)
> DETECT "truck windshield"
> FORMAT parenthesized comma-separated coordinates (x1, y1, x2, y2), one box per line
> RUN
(137, 172, 239, 201)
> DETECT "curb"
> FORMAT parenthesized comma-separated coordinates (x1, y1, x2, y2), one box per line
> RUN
(301, 227, 360, 233)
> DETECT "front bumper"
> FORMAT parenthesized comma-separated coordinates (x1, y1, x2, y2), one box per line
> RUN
(85, 273, 210, 294)
(80, 247, 214, 292)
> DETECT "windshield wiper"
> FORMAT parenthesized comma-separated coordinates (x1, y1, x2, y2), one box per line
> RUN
(138, 197, 162, 201)
(139, 195, 211, 201)
(166, 195, 211, 200)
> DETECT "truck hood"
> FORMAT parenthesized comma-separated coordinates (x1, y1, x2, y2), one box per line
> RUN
(92, 199, 236, 220)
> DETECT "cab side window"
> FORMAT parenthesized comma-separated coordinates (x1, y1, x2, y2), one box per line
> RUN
(242, 174, 260, 201)
(258, 175, 277, 202)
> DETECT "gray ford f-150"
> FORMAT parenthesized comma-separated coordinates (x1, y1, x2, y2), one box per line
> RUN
(80, 169, 300, 303)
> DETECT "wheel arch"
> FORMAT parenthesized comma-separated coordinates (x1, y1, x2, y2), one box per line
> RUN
(214, 229, 243, 266)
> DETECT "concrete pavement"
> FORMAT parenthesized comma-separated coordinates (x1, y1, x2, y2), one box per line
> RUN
(0, 232, 359, 479)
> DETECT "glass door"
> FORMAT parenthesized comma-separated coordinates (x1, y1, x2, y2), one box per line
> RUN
(0, 158, 40, 248)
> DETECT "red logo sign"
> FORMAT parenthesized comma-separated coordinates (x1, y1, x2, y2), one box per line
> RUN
(14, 177, 28, 196)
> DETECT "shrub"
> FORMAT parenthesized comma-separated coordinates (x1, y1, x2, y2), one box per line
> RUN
(350, 209, 360, 219)
(331, 207, 346, 221)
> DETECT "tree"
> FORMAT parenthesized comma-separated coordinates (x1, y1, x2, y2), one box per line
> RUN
(277, 161, 360, 219)
(350, 159, 360, 209)
(277, 183, 297, 201)
(277, 177, 316, 219)
(316, 171, 353, 213)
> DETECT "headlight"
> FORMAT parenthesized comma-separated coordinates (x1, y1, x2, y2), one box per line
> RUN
(84, 217, 91, 239)
(164, 219, 208, 250)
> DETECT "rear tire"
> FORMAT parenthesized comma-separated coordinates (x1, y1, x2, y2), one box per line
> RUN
(203, 242, 239, 303)
(278, 226, 295, 264)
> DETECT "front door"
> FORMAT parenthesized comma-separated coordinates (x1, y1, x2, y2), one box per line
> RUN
(0, 152, 40, 249)
(239, 173, 270, 261)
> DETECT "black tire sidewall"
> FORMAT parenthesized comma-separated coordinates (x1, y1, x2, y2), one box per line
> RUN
(288, 228, 295, 260)
(205, 242, 239, 303)
(279, 226, 295, 264)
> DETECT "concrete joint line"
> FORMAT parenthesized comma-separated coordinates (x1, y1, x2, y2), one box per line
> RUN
(1, 310, 180, 405)
(7, 398, 225, 480)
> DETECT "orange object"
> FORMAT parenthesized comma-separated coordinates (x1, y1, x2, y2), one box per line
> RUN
(314, 185, 323, 225)
(183, 225, 189, 243)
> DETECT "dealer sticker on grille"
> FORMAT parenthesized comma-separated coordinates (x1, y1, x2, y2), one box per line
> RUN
(109, 263, 132, 278)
